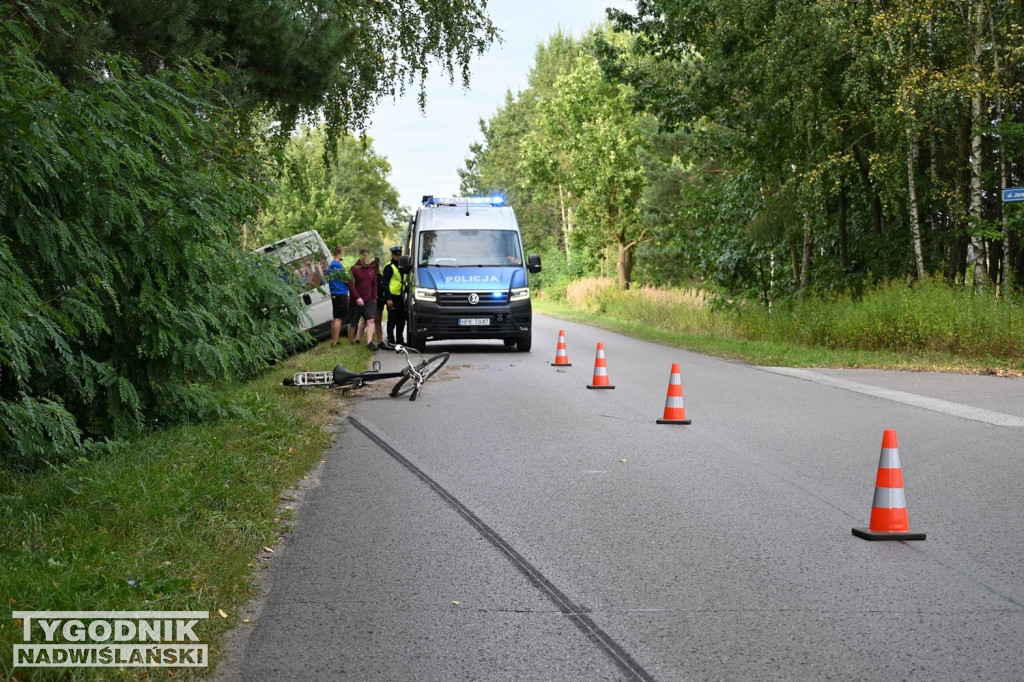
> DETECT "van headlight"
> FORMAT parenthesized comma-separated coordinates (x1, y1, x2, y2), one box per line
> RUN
(510, 287, 530, 301)
(414, 287, 437, 302)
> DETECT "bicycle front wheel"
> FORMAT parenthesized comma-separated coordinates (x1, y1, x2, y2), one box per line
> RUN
(389, 352, 450, 397)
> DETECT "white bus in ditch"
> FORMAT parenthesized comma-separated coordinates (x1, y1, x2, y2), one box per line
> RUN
(253, 230, 335, 342)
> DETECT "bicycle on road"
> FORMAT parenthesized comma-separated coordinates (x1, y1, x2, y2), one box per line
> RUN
(283, 345, 450, 401)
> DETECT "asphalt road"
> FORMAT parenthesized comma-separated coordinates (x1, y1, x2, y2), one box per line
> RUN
(218, 313, 1024, 681)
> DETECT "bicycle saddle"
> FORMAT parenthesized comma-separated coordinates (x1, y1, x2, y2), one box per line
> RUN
(332, 365, 360, 385)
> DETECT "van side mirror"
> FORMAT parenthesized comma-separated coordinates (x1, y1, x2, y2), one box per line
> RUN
(398, 255, 412, 274)
(527, 254, 541, 273)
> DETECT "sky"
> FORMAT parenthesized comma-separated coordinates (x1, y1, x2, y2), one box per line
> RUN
(365, 0, 636, 213)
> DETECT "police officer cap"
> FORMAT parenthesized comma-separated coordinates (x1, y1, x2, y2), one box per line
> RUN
(389, 245, 403, 254)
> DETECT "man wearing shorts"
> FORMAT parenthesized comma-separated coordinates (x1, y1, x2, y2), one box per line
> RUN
(349, 249, 379, 350)
(328, 246, 349, 347)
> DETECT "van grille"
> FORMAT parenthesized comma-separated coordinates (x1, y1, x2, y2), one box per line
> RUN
(436, 291, 508, 307)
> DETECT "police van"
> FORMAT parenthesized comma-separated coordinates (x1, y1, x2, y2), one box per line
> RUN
(253, 230, 335, 341)
(400, 196, 541, 351)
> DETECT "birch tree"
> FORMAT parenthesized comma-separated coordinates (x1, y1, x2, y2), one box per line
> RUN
(523, 53, 651, 289)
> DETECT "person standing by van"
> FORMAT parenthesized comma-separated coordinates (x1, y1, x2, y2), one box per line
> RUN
(328, 246, 350, 347)
(349, 249, 379, 350)
(382, 245, 407, 348)
(372, 255, 386, 349)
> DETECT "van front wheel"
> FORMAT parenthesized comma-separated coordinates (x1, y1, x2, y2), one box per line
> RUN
(516, 333, 532, 352)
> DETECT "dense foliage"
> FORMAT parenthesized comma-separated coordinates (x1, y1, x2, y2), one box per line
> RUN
(0, 8, 300, 467)
(27, 0, 498, 135)
(1, 0, 497, 468)
(464, 2, 1024, 303)
(253, 127, 403, 255)
(461, 30, 653, 289)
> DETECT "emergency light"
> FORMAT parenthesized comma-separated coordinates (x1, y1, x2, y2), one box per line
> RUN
(422, 195, 507, 207)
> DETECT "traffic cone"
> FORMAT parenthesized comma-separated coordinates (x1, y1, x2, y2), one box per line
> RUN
(551, 329, 572, 366)
(852, 429, 926, 541)
(586, 342, 615, 389)
(656, 363, 691, 424)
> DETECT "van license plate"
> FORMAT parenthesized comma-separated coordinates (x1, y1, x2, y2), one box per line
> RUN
(458, 318, 491, 326)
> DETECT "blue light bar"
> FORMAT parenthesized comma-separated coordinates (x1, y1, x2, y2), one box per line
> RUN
(423, 195, 507, 207)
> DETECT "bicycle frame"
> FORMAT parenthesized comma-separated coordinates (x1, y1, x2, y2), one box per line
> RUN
(284, 345, 449, 401)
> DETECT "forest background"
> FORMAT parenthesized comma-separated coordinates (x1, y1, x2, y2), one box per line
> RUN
(4, 0, 1024, 466)
(464, 0, 1024, 299)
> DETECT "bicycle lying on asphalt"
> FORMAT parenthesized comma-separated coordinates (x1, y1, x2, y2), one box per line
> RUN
(283, 344, 450, 401)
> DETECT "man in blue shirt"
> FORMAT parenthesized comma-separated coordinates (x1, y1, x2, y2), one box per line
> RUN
(328, 245, 350, 346)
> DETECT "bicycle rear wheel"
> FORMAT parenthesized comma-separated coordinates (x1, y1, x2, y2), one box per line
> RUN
(389, 352, 450, 397)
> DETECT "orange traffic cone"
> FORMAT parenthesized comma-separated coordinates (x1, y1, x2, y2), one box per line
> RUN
(852, 429, 926, 541)
(551, 329, 572, 366)
(656, 363, 691, 424)
(586, 342, 615, 389)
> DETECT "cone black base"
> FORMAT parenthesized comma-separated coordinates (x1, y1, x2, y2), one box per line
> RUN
(587, 384, 615, 389)
(852, 527, 926, 541)
(551, 363, 572, 367)
(656, 418, 691, 424)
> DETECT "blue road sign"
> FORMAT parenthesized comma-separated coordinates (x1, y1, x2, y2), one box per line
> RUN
(1002, 187, 1024, 202)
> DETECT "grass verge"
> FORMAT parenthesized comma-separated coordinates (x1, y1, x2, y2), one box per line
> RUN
(1, 341, 371, 680)
(536, 278, 1024, 374)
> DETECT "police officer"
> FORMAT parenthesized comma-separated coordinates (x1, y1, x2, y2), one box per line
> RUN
(382, 245, 406, 348)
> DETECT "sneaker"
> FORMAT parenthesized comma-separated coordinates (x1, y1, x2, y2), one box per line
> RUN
(379, 341, 394, 351)
(366, 342, 379, 351)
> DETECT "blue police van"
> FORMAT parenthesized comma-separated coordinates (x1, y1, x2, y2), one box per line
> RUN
(400, 196, 541, 352)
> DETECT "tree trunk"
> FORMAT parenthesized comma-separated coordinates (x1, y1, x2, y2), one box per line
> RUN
(616, 237, 633, 291)
(967, 0, 988, 291)
(930, 139, 948, 269)
(838, 184, 849, 271)
(790, 235, 801, 287)
(799, 212, 813, 291)
(871, 194, 884, 236)
(1000, 145, 1011, 294)
(558, 183, 572, 266)
(993, 23, 1012, 295)
(906, 129, 926, 279)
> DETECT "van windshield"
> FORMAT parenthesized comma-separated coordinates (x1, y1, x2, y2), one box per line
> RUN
(417, 229, 523, 267)
(279, 245, 328, 292)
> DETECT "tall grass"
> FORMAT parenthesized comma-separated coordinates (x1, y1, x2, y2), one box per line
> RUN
(734, 277, 1024, 357)
(557, 276, 1024, 366)
(565, 278, 733, 337)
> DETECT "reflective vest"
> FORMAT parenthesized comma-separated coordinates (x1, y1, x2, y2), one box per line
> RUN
(385, 262, 404, 296)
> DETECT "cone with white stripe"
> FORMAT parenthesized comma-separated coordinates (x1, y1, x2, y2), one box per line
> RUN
(551, 329, 572, 366)
(852, 429, 926, 541)
(656, 363, 691, 424)
(586, 342, 615, 389)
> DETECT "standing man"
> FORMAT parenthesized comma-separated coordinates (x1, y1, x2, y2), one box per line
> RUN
(328, 246, 349, 347)
(349, 248, 379, 351)
(372, 255, 386, 349)
(382, 245, 407, 348)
